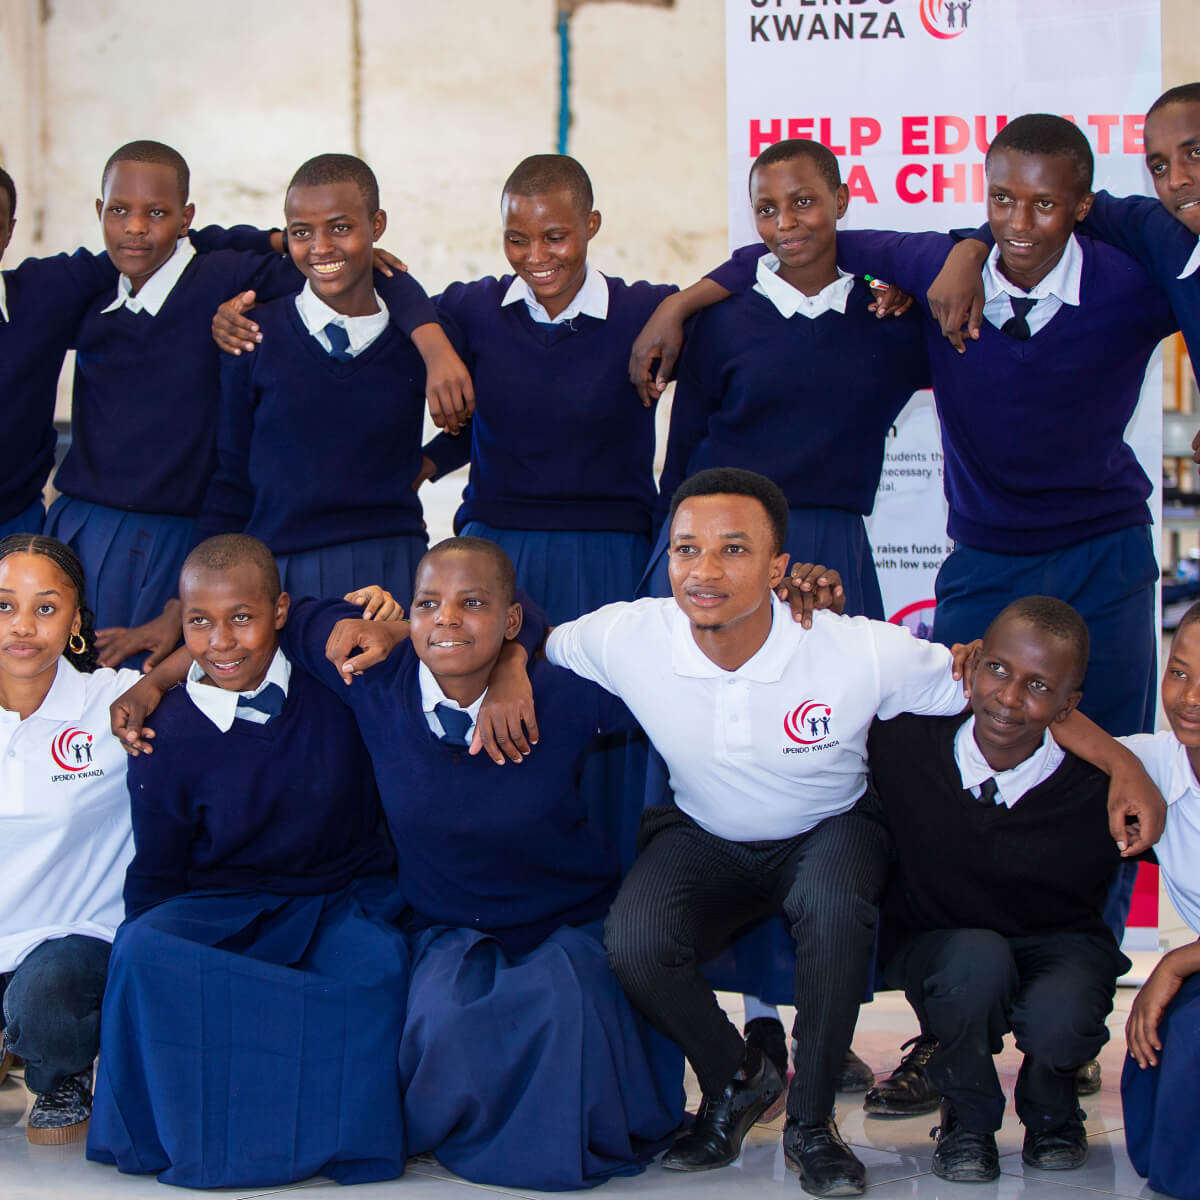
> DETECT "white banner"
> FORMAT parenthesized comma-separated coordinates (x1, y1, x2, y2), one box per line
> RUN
(725, 0, 1163, 631)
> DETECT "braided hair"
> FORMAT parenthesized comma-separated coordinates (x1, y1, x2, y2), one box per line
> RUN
(0, 534, 100, 672)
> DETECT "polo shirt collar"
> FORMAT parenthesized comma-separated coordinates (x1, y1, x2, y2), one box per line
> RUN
(101, 237, 195, 317)
(753, 254, 854, 319)
(1178, 238, 1200, 281)
(20, 658, 90, 722)
(982, 232, 1082, 308)
(668, 592, 792, 683)
(1165, 735, 1200, 806)
(501, 263, 609, 325)
(0, 273, 8, 323)
(185, 647, 292, 733)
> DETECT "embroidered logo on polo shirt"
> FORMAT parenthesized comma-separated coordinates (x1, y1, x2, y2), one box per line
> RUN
(783, 701, 837, 752)
(51, 728, 96, 772)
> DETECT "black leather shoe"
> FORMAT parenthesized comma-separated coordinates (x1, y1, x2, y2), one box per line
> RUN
(1022, 1109, 1088, 1170)
(661, 1049, 784, 1171)
(863, 1034, 941, 1116)
(783, 1117, 866, 1196)
(930, 1102, 1000, 1182)
(1075, 1058, 1102, 1096)
(745, 1017, 789, 1122)
(835, 1049, 875, 1093)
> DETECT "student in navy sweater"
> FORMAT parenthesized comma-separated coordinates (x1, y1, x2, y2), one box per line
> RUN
(43, 140, 465, 670)
(867, 598, 1135, 1182)
(196, 154, 440, 609)
(86, 534, 409, 1189)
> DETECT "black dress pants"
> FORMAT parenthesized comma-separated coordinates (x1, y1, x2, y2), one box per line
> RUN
(605, 793, 889, 1123)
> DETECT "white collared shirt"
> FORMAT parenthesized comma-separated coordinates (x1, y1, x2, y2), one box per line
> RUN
(184, 647, 292, 733)
(953, 715, 1065, 808)
(418, 661, 485, 742)
(981, 232, 1083, 338)
(1118, 731, 1200, 934)
(753, 254, 855, 320)
(294, 281, 390, 356)
(547, 596, 965, 842)
(1177, 238, 1200, 281)
(100, 236, 196, 317)
(500, 263, 609, 325)
(0, 273, 8, 323)
(0, 659, 142, 972)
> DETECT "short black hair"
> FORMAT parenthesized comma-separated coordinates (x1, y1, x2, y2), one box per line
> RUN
(181, 534, 281, 602)
(1176, 598, 1200, 637)
(750, 138, 841, 196)
(0, 166, 15, 222)
(420, 536, 517, 606)
(986, 595, 1090, 691)
(986, 114, 1094, 194)
(288, 153, 380, 214)
(668, 468, 789, 556)
(102, 140, 190, 205)
(502, 154, 594, 216)
(1148, 83, 1200, 120)
(0, 534, 97, 672)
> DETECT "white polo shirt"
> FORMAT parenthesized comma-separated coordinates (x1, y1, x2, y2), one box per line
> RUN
(1118, 731, 1200, 934)
(0, 659, 140, 972)
(546, 595, 966, 842)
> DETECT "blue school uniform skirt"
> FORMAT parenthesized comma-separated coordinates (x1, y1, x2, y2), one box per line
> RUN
(275, 533, 428, 610)
(86, 878, 410, 1190)
(0, 498, 45, 539)
(1122, 972, 1200, 1200)
(44, 496, 194, 644)
(399, 919, 683, 1191)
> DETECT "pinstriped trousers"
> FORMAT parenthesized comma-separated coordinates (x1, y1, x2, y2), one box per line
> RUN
(605, 793, 889, 1123)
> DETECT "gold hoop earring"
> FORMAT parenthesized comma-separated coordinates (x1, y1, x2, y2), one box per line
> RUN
(68, 632, 86, 655)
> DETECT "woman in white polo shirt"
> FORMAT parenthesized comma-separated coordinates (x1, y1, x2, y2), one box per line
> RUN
(0, 534, 141, 1145)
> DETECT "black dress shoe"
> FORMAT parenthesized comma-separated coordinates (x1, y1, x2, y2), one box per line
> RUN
(1022, 1109, 1088, 1170)
(661, 1049, 783, 1171)
(835, 1048, 875, 1093)
(930, 1101, 1000, 1182)
(783, 1117, 866, 1196)
(1075, 1058, 1102, 1096)
(745, 1017, 789, 1122)
(863, 1034, 941, 1116)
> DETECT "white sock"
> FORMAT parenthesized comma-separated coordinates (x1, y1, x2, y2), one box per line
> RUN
(742, 995, 781, 1025)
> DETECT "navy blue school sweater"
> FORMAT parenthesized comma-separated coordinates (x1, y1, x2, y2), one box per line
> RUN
(0, 226, 269, 524)
(867, 712, 1121, 955)
(123, 663, 395, 920)
(282, 597, 627, 958)
(710, 234, 1177, 554)
(196, 297, 432, 554)
(57, 248, 437, 519)
(657, 280, 929, 526)
(424, 274, 677, 538)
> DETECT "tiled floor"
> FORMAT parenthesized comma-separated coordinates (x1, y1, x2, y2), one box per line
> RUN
(2, 893, 1189, 1200)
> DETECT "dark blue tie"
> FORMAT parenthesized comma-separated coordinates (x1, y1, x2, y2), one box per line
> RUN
(236, 682, 285, 723)
(324, 322, 354, 362)
(435, 702, 472, 748)
(977, 776, 999, 806)
(1001, 297, 1036, 341)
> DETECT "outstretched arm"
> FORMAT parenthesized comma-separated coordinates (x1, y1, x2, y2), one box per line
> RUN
(628, 279, 732, 405)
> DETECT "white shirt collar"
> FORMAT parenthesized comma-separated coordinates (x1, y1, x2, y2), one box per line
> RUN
(100, 237, 195, 317)
(1162, 735, 1200, 806)
(1178, 238, 1200, 281)
(0, 273, 8, 323)
(753, 254, 855, 319)
(500, 263, 609, 325)
(982, 232, 1083, 309)
(294, 281, 390, 355)
(953, 715, 1065, 808)
(184, 647, 292, 733)
(418, 660, 485, 740)
(668, 592, 794, 684)
(2, 658, 89, 722)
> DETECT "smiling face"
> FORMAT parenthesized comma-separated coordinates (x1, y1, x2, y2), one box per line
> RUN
(501, 188, 599, 320)
(1144, 100, 1200, 236)
(986, 148, 1093, 291)
(0, 553, 81, 686)
(96, 160, 194, 293)
(409, 548, 522, 706)
(284, 180, 385, 317)
(180, 563, 289, 693)
(750, 155, 847, 295)
(969, 616, 1083, 772)
(1161, 621, 1200, 778)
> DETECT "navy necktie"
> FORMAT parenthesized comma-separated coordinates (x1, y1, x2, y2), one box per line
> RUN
(236, 682, 285, 723)
(977, 776, 999, 806)
(435, 702, 472, 748)
(324, 322, 354, 362)
(1001, 297, 1036, 341)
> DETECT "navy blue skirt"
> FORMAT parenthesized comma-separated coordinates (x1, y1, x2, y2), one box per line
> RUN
(276, 533, 428, 610)
(0, 498, 45, 539)
(400, 920, 683, 1190)
(87, 879, 410, 1189)
(1122, 972, 1200, 1200)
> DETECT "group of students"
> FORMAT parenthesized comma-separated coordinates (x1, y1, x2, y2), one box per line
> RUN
(2, 77, 1200, 1200)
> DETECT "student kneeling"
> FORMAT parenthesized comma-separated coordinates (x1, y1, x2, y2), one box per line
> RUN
(868, 598, 1135, 1182)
